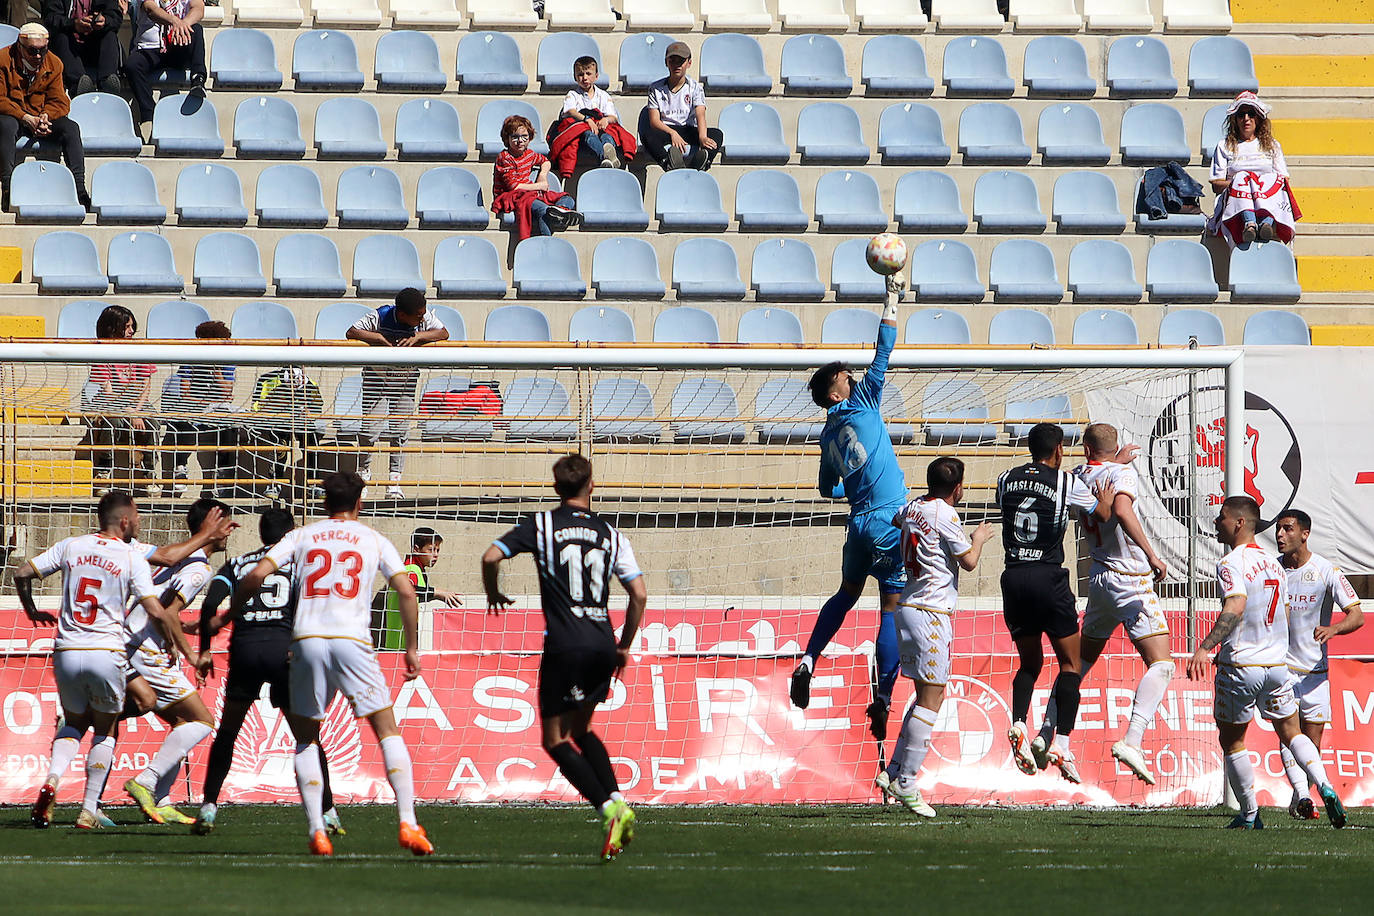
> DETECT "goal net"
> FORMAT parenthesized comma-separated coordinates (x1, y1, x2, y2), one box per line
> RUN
(0, 341, 1243, 808)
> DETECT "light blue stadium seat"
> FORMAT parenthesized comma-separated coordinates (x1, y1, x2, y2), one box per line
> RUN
(592, 238, 665, 300)
(654, 170, 729, 232)
(231, 301, 298, 339)
(194, 232, 266, 295)
(910, 239, 984, 303)
(418, 376, 494, 442)
(989, 240, 1062, 303)
(894, 171, 968, 233)
(395, 99, 469, 161)
(108, 232, 182, 293)
(314, 302, 372, 340)
(1158, 309, 1225, 346)
(255, 164, 329, 227)
(880, 385, 916, 444)
(700, 34, 772, 95)
(922, 379, 996, 444)
(1073, 309, 1140, 345)
(830, 238, 887, 302)
(673, 238, 747, 300)
(989, 308, 1055, 346)
(1038, 104, 1111, 164)
(1023, 36, 1096, 98)
(537, 33, 609, 93)
(1133, 175, 1208, 233)
(485, 305, 552, 342)
(354, 236, 426, 296)
(1243, 310, 1309, 345)
(210, 27, 283, 90)
(233, 96, 306, 159)
(781, 34, 852, 96)
(476, 100, 549, 159)
(506, 377, 577, 441)
(815, 170, 887, 233)
(417, 168, 487, 229)
(293, 30, 365, 91)
(56, 300, 111, 336)
(570, 305, 636, 342)
(1146, 240, 1219, 302)
(175, 164, 248, 227)
(1052, 171, 1127, 233)
(431, 306, 465, 338)
(654, 306, 720, 343)
(862, 35, 934, 97)
(336, 166, 409, 229)
(273, 234, 348, 297)
(1106, 35, 1178, 97)
(1068, 240, 1143, 302)
(331, 374, 365, 438)
(577, 170, 650, 231)
(11, 161, 87, 224)
(315, 98, 387, 160)
(754, 379, 825, 443)
(821, 307, 879, 345)
(1005, 381, 1077, 440)
(958, 102, 1032, 164)
(0, 24, 17, 46)
(374, 30, 447, 92)
(1188, 36, 1257, 97)
(1200, 103, 1227, 164)
(456, 31, 529, 94)
(719, 102, 790, 164)
(735, 170, 809, 232)
(973, 171, 1046, 233)
(877, 103, 951, 165)
(90, 161, 165, 225)
(590, 377, 660, 441)
(796, 102, 870, 165)
(943, 35, 1015, 97)
(670, 378, 747, 443)
(905, 309, 972, 345)
(620, 33, 676, 92)
(147, 300, 210, 339)
(34, 233, 107, 294)
(1120, 103, 1191, 164)
(433, 236, 507, 299)
(751, 238, 826, 302)
(151, 94, 224, 157)
(1228, 245, 1302, 302)
(68, 93, 142, 156)
(738, 307, 804, 344)
(513, 236, 586, 299)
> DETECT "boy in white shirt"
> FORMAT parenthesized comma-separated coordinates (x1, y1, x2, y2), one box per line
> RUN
(560, 55, 625, 170)
(641, 40, 723, 171)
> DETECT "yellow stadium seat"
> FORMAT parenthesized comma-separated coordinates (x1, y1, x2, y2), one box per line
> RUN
(1233, 0, 1374, 23)
(0, 315, 45, 336)
(1255, 55, 1374, 88)
(0, 247, 20, 283)
(1296, 256, 1374, 292)
(3, 459, 93, 499)
(1311, 326, 1374, 346)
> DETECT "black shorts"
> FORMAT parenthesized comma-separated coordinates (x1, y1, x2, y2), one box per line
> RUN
(224, 639, 291, 709)
(1000, 564, 1079, 640)
(538, 646, 618, 718)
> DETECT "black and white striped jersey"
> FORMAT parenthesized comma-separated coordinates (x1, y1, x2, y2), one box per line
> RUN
(996, 462, 1098, 567)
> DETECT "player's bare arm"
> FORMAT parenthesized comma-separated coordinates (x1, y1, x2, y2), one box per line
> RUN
(1091, 480, 1117, 522)
(388, 571, 422, 680)
(1187, 597, 1245, 680)
(1112, 492, 1168, 579)
(147, 507, 236, 567)
(1315, 603, 1364, 644)
(957, 522, 996, 572)
(480, 545, 516, 613)
(13, 561, 56, 626)
(615, 576, 649, 675)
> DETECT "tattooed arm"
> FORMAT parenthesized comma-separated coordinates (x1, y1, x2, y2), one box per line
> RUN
(1187, 595, 1245, 680)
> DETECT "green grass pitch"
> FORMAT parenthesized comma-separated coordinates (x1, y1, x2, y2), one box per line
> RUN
(5, 804, 1374, 913)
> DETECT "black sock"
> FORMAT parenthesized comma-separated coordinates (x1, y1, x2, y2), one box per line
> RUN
(1011, 664, 1040, 724)
(1051, 671, 1083, 735)
(201, 722, 240, 806)
(547, 742, 610, 809)
(317, 742, 335, 811)
(574, 731, 620, 797)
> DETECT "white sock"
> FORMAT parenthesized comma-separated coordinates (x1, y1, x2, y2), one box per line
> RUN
(896, 706, 938, 782)
(1053, 732, 1070, 753)
(799, 655, 814, 673)
(154, 759, 181, 806)
(200, 802, 217, 818)
(137, 722, 212, 791)
(887, 705, 912, 779)
(83, 735, 116, 814)
(599, 799, 615, 815)
(380, 735, 417, 827)
(48, 726, 83, 782)
(294, 742, 326, 834)
(1278, 744, 1309, 799)
(1124, 661, 1174, 747)
(610, 791, 625, 804)
(1225, 750, 1258, 820)
(1286, 734, 1331, 789)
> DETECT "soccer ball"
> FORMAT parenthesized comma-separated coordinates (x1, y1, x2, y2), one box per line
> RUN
(865, 233, 908, 276)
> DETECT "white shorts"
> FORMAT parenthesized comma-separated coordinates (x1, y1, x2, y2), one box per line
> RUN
(53, 649, 126, 715)
(1288, 669, 1331, 724)
(1213, 665, 1297, 725)
(895, 604, 952, 686)
(289, 637, 392, 720)
(127, 643, 197, 711)
(1082, 567, 1169, 642)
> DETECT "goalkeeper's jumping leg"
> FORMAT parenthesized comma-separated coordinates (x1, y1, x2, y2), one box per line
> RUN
(792, 581, 862, 709)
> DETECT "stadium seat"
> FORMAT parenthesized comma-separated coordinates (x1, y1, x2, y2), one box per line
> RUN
(830, 239, 888, 302)
(1187, 36, 1257, 97)
(880, 386, 917, 443)
(330, 374, 365, 437)
(231, 301, 298, 339)
(388, 0, 465, 28)
(894, 171, 968, 233)
(467, 0, 540, 28)
(973, 171, 1046, 233)
(292, 30, 365, 92)
(922, 379, 996, 445)
(272, 235, 348, 297)
(930, 0, 1005, 31)
(395, 99, 469, 161)
(796, 103, 869, 165)
(1158, 308, 1225, 345)
(821, 308, 879, 345)
(315, 98, 387, 160)
(905, 309, 972, 345)
(673, 238, 747, 300)
(1050, 171, 1127, 234)
(861, 35, 934, 96)
(622, 0, 693, 31)
(619, 33, 679, 92)
(175, 164, 248, 227)
(718, 102, 790, 165)
(910, 239, 984, 303)
(210, 28, 283, 90)
(107, 232, 182, 293)
(589, 378, 660, 442)
(90, 161, 165, 225)
(855, 0, 929, 31)
(513, 237, 586, 300)
(779, 0, 850, 30)
(233, 96, 306, 159)
(336, 166, 409, 230)
(485, 305, 553, 342)
(34, 232, 106, 294)
(737, 307, 804, 344)
(1072, 308, 1140, 345)
(505, 377, 577, 442)
(570, 305, 637, 342)
(1084, 0, 1155, 31)
(1068, 240, 1143, 301)
(193, 232, 266, 296)
(55, 299, 109, 336)
(1119, 104, 1191, 164)
(1228, 244, 1302, 302)
(538, 34, 610, 94)
(1037, 104, 1111, 164)
(67, 93, 142, 156)
(1133, 176, 1207, 233)
(476, 101, 548, 159)
(943, 36, 1015, 97)
(433, 236, 508, 299)
(147, 300, 211, 339)
(654, 306, 720, 343)
(416, 168, 488, 229)
(11, 161, 86, 224)
(670, 377, 749, 445)
(431, 305, 466, 338)
(989, 240, 1062, 302)
(151, 93, 224, 157)
(233, 0, 306, 26)
(1146, 239, 1219, 302)
(751, 238, 827, 302)
(877, 102, 951, 164)
(753, 379, 825, 444)
(1010, 0, 1083, 31)
(353, 236, 426, 296)
(311, 0, 383, 27)
(1005, 381, 1078, 440)
(1243, 310, 1309, 345)
(1107, 36, 1178, 97)
(781, 34, 852, 96)
(1200, 103, 1228, 165)
(989, 307, 1056, 345)
(591, 237, 666, 300)
(0, 24, 16, 45)
(495, 171, 563, 232)
(255, 165, 329, 228)
(545, 0, 618, 30)
(699, 0, 772, 32)
(815, 170, 887, 233)
(314, 302, 372, 340)
(456, 32, 529, 94)
(577, 170, 651, 231)
(418, 375, 495, 442)
(655, 170, 729, 232)
(735, 170, 810, 232)
(374, 30, 447, 92)
(700, 35, 772, 95)
(958, 103, 1032, 164)
(1163, 0, 1233, 31)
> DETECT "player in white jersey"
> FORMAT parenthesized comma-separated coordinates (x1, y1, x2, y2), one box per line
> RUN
(874, 458, 992, 817)
(1186, 496, 1345, 829)
(1273, 509, 1364, 820)
(231, 471, 432, 857)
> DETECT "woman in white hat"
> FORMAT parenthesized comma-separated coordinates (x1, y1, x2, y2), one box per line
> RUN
(1207, 91, 1300, 249)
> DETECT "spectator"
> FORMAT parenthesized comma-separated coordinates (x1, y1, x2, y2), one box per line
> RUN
(82, 304, 157, 495)
(1207, 91, 1299, 250)
(247, 365, 322, 501)
(125, 0, 207, 140)
(346, 288, 450, 499)
(491, 113, 582, 241)
(43, 0, 123, 96)
(374, 527, 463, 650)
(548, 54, 636, 177)
(0, 22, 90, 212)
(640, 40, 722, 172)
(162, 319, 236, 497)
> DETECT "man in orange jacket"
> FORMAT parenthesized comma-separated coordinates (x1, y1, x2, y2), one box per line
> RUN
(0, 23, 89, 212)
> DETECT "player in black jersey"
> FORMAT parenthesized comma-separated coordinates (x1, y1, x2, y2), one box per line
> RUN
(997, 423, 1115, 784)
(482, 454, 648, 861)
(190, 508, 340, 835)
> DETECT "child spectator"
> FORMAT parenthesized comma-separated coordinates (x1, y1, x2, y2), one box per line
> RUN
(640, 41, 723, 172)
(125, 0, 207, 140)
(375, 527, 463, 650)
(491, 113, 582, 241)
(43, 0, 124, 96)
(82, 304, 156, 494)
(548, 54, 636, 177)
(346, 288, 449, 499)
(162, 319, 235, 497)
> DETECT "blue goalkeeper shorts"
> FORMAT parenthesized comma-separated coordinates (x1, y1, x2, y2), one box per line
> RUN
(840, 505, 906, 595)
